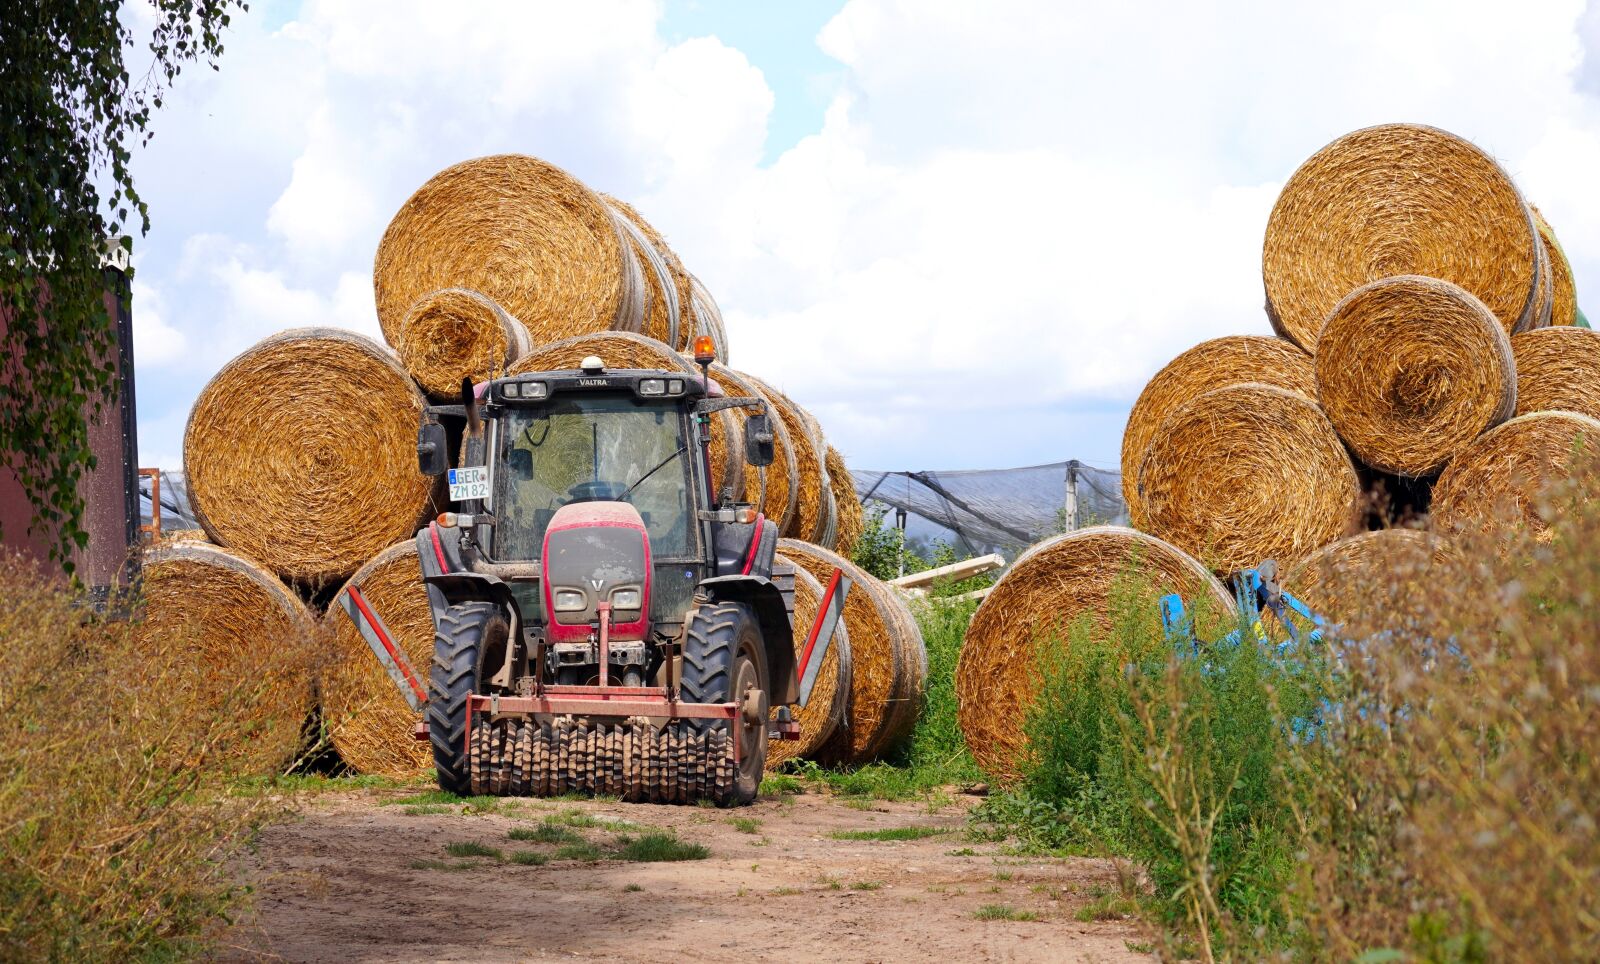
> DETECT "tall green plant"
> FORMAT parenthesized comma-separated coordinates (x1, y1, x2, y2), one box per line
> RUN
(1, 0, 246, 565)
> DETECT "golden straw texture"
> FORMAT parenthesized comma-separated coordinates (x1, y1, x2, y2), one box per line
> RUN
(394, 288, 534, 399)
(1533, 205, 1579, 328)
(744, 374, 831, 543)
(184, 328, 435, 588)
(827, 446, 865, 555)
(1122, 336, 1315, 525)
(956, 526, 1236, 782)
(780, 540, 922, 764)
(1137, 382, 1362, 574)
(689, 273, 729, 364)
(606, 196, 695, 351)
(1263, 124, 1540, 350)
(320, 540, 434, 777)
(708, 363, 798, 530)
(507, 332, 744, 501)
(603, 196, 684, 348)
(1511, 326, 1600, 420)
(374, 154, 644, 346)
(1283, 529, 1455, 631)
(1431, 411, 1600, 539)
(766, 563, 851, 767)
(1315, 276, 1516, 477)
(136, 541, 316, 773)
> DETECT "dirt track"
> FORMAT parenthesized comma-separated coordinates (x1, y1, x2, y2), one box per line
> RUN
(223, 787, 1153, 963)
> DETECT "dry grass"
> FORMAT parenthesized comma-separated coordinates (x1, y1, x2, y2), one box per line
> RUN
(1315, 275, 1516, 477)
(373, 154, 643, 346)
(320, 539, 434, 778)
(1532, 204, 1579, 328)
(1122, 335, 1315, 526)
(709, 363, 798, 530)
(1431, 410, 1600, 539)
(743, 374, 831, 543)
(1136, 382, 1362, 574)
(603, 198, 680, 348)
(688, 273, 728, 364)
(1263, 124, 1541, 350)
(603, 196, 694, 350)
(183, 328, 436, 589)
(0, 551, 288, 958)
(1281, 528, 1455, 633)
(1511, 325, 1600, 420)
(393, 288, 533, 399)
(956, 526, 1235, 782)
(765, 564, 851, 767)
(826, 446, 865, 555)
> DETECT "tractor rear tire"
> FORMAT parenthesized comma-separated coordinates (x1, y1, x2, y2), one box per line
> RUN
(427, 601, 509, 794)
(680, 601, 769, 806)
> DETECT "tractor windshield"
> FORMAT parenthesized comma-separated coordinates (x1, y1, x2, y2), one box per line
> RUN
(492, 393, 693, 561)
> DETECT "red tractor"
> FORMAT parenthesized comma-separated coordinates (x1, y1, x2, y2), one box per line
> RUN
(399, 340, 842, 806)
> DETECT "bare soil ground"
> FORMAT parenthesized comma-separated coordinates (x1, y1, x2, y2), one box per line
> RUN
(221, 786, 1154, 963)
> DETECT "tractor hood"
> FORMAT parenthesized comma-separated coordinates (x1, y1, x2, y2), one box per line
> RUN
(540, 501, 653, 644)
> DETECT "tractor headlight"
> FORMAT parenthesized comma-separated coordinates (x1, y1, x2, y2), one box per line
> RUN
(638, 378, 665, 396)
(610, 587, 642, 611)
(501, 382, 520, 398)
(553, 589, 587, 612)
(522, 381, 549, 400)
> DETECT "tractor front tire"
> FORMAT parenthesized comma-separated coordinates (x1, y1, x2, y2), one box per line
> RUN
(427, 601, 508, 794)
(680, 601, 769, 806)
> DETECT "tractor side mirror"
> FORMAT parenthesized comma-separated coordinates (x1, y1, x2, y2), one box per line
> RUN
(417, 421, 449, 477)
(744, 414, 775, 467)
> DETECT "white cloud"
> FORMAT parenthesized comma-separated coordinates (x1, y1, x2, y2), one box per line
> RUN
(129, 0, 1600, 473)
(129, 280, 187, 366)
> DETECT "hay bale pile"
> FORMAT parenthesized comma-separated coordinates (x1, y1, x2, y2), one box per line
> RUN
(969, 123, 1590, 784)
(766, 565, 852, 768)
(156, 151, 869, 778)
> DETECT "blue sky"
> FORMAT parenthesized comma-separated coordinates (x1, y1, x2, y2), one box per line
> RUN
(123, 0, 1600, 479)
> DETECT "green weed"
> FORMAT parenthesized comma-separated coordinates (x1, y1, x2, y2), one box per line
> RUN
(974, 904, 1038, 922)
(508, 850, 548, 866)
(829, 826, 947, 842)
(443, 841, 503, 861)
(617, 832, 710, 862)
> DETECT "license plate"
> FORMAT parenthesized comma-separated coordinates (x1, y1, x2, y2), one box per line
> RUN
(448, 466, 490, 502)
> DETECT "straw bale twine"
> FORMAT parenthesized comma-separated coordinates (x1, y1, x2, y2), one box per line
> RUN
(766, 564, 852, 768)
(374, 154, 645, 346)
(320, 540, 433, 777)
(184, 328, 435, 588)
(136, 541, 316, 773)
(779, 540, 923, 763)
(393, 288, 534, 399)
(1137, 382, 1362, 574)
(707, 363, 798, 530)
(956, 526, 1235, 782)
(604, 196, 688, 348)
(827, 446, 866, 555)
(1511, 326, 1600, 420)
(1431, 411, 1600, 539)
(1263, 124, 1540, 350)
(688, 274, 729, 364)
(1283, 529, 1455, 631)
(1122, 336, 1315, 525)
(1314, 276, 1516, 477)
(507, 332, 744, 501)
(744, 375, 832, 543)
(1533, 205, 1579, 328)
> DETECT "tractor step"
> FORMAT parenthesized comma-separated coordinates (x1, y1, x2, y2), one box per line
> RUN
(467, 715, 737, 804)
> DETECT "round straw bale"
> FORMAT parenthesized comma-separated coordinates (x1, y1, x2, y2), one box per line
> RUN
(374, 154, 645, 346)
(744, 375, 832, 543)
(604, 196, 686, 348)
(688, 274, 729, 364)
(1137, 382, 1362, 574)
(1533, 205, 1579, 328)
(956, 526, 1235, 782)
(780, 539, 921, 763)
(827, 446, 866, 555)
(1282, 529, 1456, 632)
(184, 328, 435, 588)
(1122, 336, 1316, 525)
(507, 332, 745, 501)
(1315, 276, 1516, 477)
(393, 288, 534, 399)
(1431, 410, 1600, 539)
(320, 540, 433, 777)
(1511, 326, 1600, 420)
(1263, 124, 1541, 350)
(136, 541, 316, 773)
(708, 363, 798, 530)
(766, 564, 852, 768)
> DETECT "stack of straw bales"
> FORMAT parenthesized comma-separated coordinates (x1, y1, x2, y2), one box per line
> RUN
(963, 123, 1592, 783)
(148, 152, 872, 778)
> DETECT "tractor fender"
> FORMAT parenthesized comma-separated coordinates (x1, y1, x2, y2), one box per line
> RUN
(698, 575, 797, 705)
(422, 571, 524, 631)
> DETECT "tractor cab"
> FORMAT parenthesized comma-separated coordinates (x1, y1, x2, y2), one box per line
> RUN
(409, 342, 812, 805)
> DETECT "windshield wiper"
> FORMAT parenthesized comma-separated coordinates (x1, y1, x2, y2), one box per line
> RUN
(620, 446, 687, 502)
